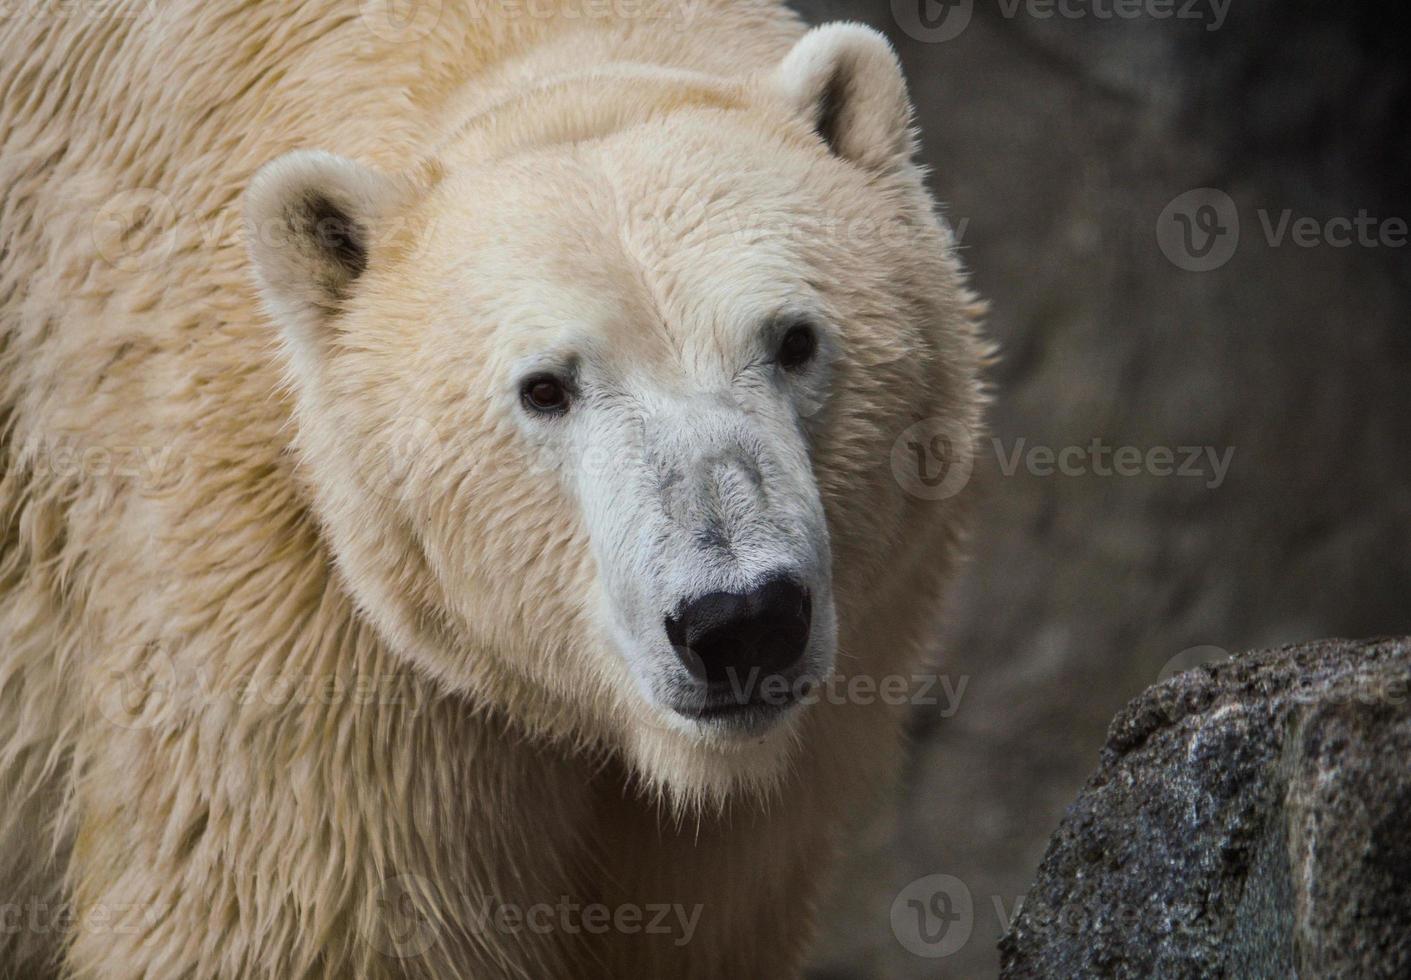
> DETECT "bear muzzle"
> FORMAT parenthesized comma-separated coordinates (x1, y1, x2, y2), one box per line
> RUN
(662, 573, 815, 727)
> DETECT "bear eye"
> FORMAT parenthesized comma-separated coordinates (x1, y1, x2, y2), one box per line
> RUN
(776, 322, 818, 371)
(520, 374, 570, 415)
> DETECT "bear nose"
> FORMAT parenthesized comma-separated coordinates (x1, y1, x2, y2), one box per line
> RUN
(664, 576, 812, 686)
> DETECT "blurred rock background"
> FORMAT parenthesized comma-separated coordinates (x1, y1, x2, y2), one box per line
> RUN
(787, 0, 1411, 976)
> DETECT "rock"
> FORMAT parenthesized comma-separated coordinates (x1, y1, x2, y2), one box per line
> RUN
(999, 637, 1411, 979)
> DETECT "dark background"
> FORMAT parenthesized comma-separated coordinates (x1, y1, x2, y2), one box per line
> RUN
(787, 1, 1411, 976)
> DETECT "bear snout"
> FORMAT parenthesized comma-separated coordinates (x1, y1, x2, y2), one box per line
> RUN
(663, 573, 812, 700)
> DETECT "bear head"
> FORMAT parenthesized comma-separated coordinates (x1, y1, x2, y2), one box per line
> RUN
(244, 24, 983, 804)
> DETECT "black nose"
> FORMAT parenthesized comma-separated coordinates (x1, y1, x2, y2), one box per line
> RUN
(664, 576, 812, 686)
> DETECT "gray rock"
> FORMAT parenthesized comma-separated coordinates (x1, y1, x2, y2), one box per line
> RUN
(999, 637, 1411, 979)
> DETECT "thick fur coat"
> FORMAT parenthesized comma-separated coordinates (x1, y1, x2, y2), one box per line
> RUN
(0, 2, 986, 976)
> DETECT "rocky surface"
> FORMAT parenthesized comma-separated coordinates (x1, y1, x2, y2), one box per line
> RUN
(787, 2, 1411, 977)
(999, 637, 1411, 978)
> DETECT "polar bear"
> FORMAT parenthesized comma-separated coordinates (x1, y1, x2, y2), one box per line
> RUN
(0, 1, 986, 976)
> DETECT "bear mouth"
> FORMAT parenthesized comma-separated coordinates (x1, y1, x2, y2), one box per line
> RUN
(667, 680, 811, 731)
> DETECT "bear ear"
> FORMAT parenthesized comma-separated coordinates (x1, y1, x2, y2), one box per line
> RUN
(244, 150, 403, 366)
(770, 24, 915, 172)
